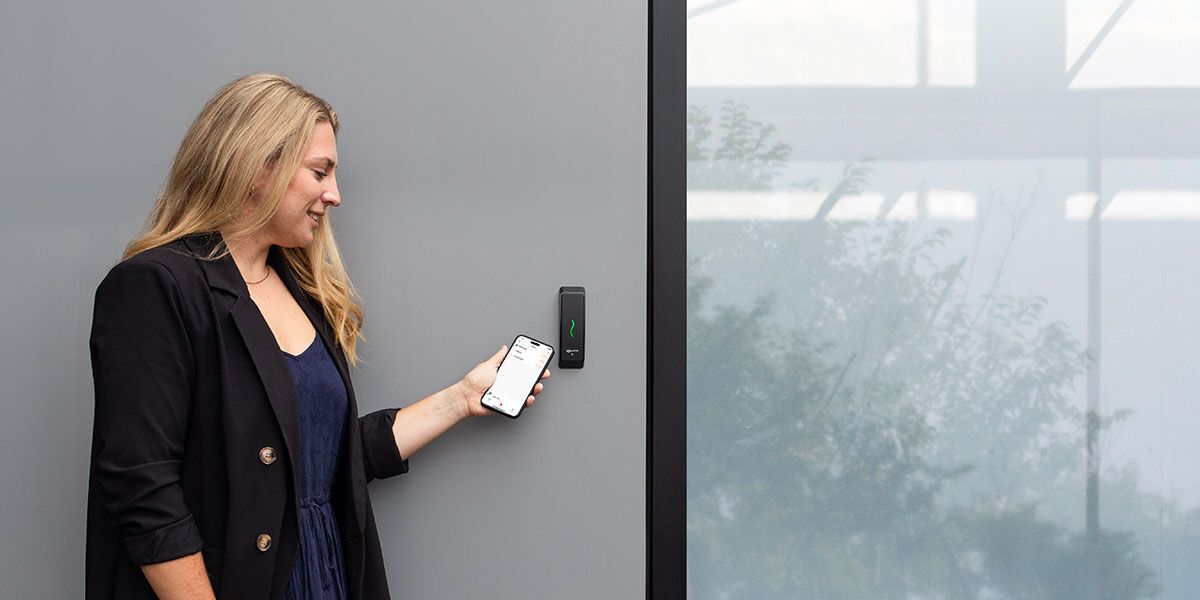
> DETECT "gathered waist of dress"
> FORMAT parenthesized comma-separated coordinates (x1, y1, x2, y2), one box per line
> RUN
(298, 493, 333, 508)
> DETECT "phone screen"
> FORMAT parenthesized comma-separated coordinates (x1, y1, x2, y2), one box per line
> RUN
(482, 336, 553, 417)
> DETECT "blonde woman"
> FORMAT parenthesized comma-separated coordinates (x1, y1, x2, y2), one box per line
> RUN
(85, 73, 551, 600)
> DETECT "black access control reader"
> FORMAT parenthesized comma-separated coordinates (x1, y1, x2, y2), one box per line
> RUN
(559, 286, 585, 369)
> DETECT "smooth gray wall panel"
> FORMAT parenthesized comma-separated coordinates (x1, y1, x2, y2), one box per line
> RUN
(1, 2, 646, 597)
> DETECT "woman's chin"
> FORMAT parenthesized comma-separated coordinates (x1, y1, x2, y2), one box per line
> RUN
(279, 232, 316, 249)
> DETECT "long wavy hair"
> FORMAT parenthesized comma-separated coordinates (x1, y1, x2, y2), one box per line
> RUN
(123, 72, 367, 367)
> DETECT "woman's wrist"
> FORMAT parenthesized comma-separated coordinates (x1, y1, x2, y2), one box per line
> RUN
(447, 381, 472, 420)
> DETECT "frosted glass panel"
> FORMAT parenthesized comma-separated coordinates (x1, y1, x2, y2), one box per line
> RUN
(686, 1, 1200, 598)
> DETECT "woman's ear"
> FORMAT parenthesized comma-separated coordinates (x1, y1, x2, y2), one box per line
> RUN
(247, 179, 264, 199)
(249, 165, 276, 199)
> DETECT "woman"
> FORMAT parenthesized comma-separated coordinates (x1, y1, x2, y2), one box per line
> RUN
(85, 73, 550, 600)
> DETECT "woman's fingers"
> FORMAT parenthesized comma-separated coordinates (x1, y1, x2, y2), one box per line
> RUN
(525, 374, 549, 407)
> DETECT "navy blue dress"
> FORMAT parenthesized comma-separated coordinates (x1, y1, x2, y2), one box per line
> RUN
(281, 335, 350, 600)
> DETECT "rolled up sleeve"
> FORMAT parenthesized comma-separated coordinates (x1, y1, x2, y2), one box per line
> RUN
(89, 259, 202, 565)
(359, 407, 410, 482)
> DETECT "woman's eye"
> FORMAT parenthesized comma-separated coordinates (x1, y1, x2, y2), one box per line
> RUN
(313, 170, 327, 180)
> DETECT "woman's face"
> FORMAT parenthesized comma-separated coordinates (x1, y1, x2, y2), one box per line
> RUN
(261, 120, 341, 248)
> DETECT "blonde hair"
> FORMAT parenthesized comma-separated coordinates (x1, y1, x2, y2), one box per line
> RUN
(123, 72, 367, 367)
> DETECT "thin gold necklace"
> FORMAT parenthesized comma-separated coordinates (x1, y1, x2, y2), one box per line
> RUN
(245, 266, 272, 285)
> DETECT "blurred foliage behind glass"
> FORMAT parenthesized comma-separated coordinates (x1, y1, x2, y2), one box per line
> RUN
(685, 102, 1199, 600)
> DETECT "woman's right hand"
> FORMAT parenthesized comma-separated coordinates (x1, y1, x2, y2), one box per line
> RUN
(455, 344, 551, 418)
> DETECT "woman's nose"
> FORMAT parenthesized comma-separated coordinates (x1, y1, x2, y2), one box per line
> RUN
(321, 188, 341, 207)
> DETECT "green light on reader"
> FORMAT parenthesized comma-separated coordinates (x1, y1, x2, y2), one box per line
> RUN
(569, 319, 576, 338)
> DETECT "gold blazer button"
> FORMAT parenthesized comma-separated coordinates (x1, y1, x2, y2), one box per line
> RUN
(256, 533, 272, 552)
(259, 447, 277, 465)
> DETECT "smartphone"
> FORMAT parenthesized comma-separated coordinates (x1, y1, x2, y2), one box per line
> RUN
(481, 335, 555, 419)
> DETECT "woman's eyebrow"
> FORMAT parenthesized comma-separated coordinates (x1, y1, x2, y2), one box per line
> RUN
(309, 156, 337, 169)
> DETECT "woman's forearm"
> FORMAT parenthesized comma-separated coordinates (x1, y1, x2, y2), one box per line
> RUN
(390, 382, 468, 460)
(140, 551, 216, 599)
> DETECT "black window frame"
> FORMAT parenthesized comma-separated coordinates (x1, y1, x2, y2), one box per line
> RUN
(648, 0, 686, 598)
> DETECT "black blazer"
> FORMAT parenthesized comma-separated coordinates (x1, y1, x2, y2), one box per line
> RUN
(86, 231, 409, 599)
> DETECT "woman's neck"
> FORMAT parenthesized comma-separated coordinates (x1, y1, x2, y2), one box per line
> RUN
(222, 229, 272, 283)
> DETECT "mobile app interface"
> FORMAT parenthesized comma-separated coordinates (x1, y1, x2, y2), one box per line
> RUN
(484, 337, 552, 416)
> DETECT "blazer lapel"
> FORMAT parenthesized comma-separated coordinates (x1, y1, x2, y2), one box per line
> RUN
(184, 232, 302, 489)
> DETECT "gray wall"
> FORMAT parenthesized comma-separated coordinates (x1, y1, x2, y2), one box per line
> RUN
(1, 2, 646, 597)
